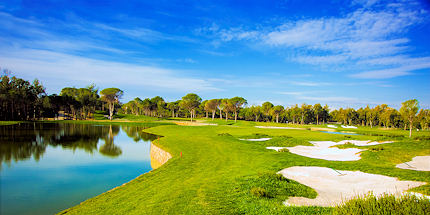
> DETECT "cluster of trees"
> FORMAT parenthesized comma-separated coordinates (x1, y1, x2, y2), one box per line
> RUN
(121, 94, 429, 135)
(0, 71, 123, 120)
(1, 72, 428, 135)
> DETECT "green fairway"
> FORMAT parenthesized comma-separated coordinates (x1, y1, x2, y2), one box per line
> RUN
(54, 117, 430, 214)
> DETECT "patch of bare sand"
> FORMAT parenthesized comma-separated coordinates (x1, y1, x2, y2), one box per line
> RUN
(267, 140, 395, 161)
(173, 121, 217, 126)
(279, 166, 427, 207)
(255, 126, 304, 130)
(337, 140, 394, 146)
(239, 138, 272, 141)
(396, 156, 430, 171)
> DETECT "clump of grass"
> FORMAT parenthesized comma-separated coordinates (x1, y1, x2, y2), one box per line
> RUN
(278, 148, 289, 152)
(250, 187, 270, 198)
(413, 136, 430, 141)
(369, 146, 384, 152)
(334, 142, 356, 149)
(333, 193, 430, 215)
(240, 133, 271, 139)
(240, 172, 317, 201)
(217, 133, 232, 136)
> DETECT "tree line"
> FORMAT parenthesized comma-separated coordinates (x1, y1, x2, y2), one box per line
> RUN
(0, 71, 122, 120)
(1, 72, 429, 134)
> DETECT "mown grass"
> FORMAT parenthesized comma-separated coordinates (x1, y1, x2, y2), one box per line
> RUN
(11, 115, 425, 214)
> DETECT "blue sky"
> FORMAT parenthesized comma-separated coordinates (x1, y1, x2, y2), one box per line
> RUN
(1, 0, 429, 109)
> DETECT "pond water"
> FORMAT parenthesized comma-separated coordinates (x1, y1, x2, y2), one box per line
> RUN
(0, 122, 158, 215)
(320, 131, 359, 135)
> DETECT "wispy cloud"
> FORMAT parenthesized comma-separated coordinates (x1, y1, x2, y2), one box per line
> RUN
(200, 0, 430, 79)
(0, 48, 219, 94)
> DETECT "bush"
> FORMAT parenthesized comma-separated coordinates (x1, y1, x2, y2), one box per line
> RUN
(217, 133, 232, 137)
(369, 146, 384, 152)
(333, 193, 430, 215)
(278, 148, 289, 152)
(250, 187, 270, 198)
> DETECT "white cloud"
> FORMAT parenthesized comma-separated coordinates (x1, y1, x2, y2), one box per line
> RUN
(201, 0, 429, 79)
(0, 48, 219, 93)
(351, 62, 430, 79)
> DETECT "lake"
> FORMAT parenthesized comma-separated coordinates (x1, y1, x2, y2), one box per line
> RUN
(0, 122, 158, 215)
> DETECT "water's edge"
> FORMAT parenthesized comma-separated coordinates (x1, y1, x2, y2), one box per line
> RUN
(60, 140, 172, 214)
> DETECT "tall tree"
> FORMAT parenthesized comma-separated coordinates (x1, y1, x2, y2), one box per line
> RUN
(205, 99, 220, 120)
(229, 97, 247, 123)
(261, 102, 274, 122)
(179, 93, 202, 122)
(100, 88, 123, 120)
(250, 106, 261, 122)
(271, 105, 284, 123)
(400, 99, 419, 138)
(313, 103, 323, 125)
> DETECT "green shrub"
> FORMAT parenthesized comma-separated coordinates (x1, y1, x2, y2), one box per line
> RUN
(278, 148, 289, 152)
(369, 146, 384, 152)
(333, 193, 430, 215)
(250, 187, 270, 198)
(217, 133, 232, 137)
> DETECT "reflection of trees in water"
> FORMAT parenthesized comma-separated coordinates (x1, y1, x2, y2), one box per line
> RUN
(121, 126, 158, 142)
(99, 125, 122, 157)
(0, 123, 123, 166)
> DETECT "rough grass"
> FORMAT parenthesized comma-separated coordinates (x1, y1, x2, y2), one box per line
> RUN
(14, 116, 425, 214)
(333, 193, 430, 215)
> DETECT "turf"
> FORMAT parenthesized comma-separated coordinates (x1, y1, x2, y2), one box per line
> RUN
(5, 116, 428, 214)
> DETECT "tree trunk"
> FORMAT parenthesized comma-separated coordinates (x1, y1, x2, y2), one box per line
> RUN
(212, 110, 215, 120)
(190, 110, 193, 122)
(316, 115, 319, 125)
(225, 112, 228, 121)
(234, 111, 237, 123)
(409, 120, 412, 138)
(220, 109, 222, 119)
(206, 111, 208, 118)
(276, 114, 279, 123)
(255, 115, 258, 122)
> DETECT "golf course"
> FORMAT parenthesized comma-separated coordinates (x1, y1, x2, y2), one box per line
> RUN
(44, 116, 429, 214)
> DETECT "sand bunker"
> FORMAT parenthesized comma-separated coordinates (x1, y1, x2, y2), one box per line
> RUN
(337, 140, 394, 146)
(255, 126, 303, 130)
(396, 156, 430, 171)
(266, 140, 394, 161)
(310, 127, 335, 132)
(267, 146, 288, 151)
(327, 125, 338, 128)
(239, 138, 272, 141)
(341, 125, 357, 129)
(279, 166, 427, 207)
(173, 121, 217, 126)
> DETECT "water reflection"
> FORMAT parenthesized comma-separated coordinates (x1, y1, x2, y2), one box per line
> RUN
(0, 123, 158, 167)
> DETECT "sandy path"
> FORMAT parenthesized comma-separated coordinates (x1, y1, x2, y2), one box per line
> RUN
(255, 126, 304, 130)
(279, 166, 427, 207)
(173, 121, 217, 126)
(239, 138, 272, 141)
(396, 156, 430, 171)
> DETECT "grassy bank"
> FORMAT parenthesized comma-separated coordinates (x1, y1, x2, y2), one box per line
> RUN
(55, 116, 430, 214)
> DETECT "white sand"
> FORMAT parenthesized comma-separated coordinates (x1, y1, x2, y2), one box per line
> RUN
(337, 140, 394, 146)
(266, 146, 288, 152)
(341, 125, 357, 129)
(279, 166, 427, 207)
(173, 121, 217, 126)
(327, 125, 338, 128)
(255, 126, 303, 130)
(396, 156, 430, 171)
(286, 145, 363, 161)
(240, 138, 272, 141)
(266, 140, 394, 161)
